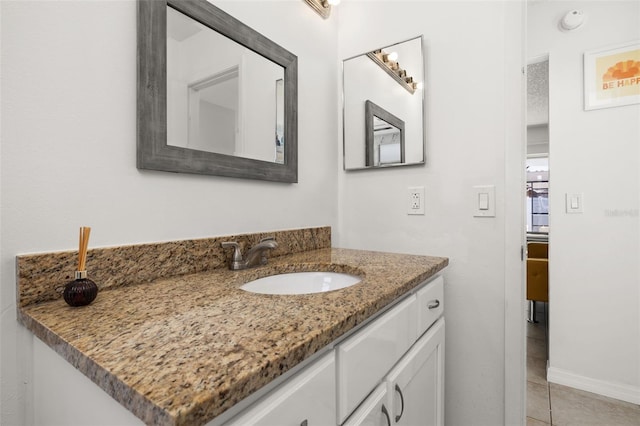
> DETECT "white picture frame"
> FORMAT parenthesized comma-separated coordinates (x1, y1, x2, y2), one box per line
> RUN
(584, 40, 640, 110)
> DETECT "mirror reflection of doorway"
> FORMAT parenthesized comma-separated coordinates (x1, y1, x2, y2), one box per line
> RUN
(364, 100, 405, 167)
(187, 67, 239, 155)
(373, 116, 402, 165)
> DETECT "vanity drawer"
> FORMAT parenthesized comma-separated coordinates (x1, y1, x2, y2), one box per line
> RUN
(417, 275, 444, 336)
(224, 352, 335, 426)
(336, 295, 418, 424)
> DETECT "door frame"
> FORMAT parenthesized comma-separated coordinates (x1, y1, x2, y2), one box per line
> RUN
(503, 1, 527, 424)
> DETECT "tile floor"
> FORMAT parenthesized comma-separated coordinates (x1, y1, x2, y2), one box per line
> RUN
(526, 302, 640, 425)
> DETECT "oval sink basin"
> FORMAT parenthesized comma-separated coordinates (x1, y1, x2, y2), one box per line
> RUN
(240, 272, 361, 295)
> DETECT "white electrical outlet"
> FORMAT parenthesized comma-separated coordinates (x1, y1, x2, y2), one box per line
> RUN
(408, 186, 425, 215)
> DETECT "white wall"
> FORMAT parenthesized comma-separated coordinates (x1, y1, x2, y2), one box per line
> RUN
(0, 1, 339, 424)
(528, 0, 640, 403)
(336, 2, 524, 425)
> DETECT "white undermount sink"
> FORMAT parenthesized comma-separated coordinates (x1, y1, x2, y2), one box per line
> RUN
(240, 271, 362, 295)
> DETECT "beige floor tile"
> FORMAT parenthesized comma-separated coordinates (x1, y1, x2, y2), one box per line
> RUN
(527, 321, 547, 342)
(527, 416, 550, 426)
(527, 336, 547, 360)
(549, 383, 640, 426)
(528, 381, 551, 424)
(527, 355, 547, 386)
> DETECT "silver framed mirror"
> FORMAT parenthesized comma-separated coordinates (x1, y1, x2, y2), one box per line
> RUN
(343, 36, 425, 170)
(137, 0, 298, 182)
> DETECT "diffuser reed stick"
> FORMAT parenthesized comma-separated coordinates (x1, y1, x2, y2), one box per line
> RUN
(78, 226, 91, 273)
(63, 226, 98, 307)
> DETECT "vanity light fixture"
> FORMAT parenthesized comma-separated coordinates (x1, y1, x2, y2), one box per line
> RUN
(367, 49, 418, 94)
(303, 0, 340, 20)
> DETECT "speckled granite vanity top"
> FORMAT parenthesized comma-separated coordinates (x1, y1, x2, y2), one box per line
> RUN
(17, 227, 447, 426)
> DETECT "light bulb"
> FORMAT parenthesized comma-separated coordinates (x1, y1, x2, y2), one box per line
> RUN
(327, 0, 341, 5)
(387, 51, 398, 62)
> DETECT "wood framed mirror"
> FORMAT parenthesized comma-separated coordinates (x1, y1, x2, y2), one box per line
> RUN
(137, 0, 298, 182)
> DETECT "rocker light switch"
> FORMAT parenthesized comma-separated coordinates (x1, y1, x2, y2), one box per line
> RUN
(571, 197, 579, 209)
(478, 193, 490, 210)
(473, 185, 495, 217)
(566, 193, 583, 213)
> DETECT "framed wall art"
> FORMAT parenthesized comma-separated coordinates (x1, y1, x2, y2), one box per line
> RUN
(584, 40, 640, 110)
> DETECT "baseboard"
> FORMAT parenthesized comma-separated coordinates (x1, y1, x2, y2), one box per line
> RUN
(547, 366, 640, 405)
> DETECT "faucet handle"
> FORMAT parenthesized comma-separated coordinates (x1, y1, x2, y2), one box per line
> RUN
(221, 241, 243, 261)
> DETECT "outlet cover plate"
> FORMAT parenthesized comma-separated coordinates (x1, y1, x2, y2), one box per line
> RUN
(408, 186, 425, 215)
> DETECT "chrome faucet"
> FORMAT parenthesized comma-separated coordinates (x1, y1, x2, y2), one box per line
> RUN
(221, 237, 278, 270)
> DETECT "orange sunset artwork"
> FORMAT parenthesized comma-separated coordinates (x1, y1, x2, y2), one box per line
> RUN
(602, 59, 640, 81)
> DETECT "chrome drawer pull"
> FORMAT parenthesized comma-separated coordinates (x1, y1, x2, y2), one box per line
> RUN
(428, 299, 440, 309)
(381, 404, 391, 426)
(394, 383, 405, 422)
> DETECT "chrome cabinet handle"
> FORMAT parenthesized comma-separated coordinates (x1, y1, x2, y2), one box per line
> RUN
(381, 404, 391, 426)
(300, 420, 308, 426)
(394, 383, 405, 422)
(428, 299, 440, 310)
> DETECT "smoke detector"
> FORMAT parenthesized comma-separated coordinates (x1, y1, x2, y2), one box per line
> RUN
(560, 10, 586, 31)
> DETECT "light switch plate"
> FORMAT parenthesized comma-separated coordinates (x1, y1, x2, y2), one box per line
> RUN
(566, 193, 583, 213)
(473, 185, 495, 217)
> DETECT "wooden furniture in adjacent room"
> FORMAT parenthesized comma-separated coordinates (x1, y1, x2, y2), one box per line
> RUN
(527, 242, 548, 323)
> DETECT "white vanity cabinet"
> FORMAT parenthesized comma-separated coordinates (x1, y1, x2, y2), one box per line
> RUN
(341, 320, 444, 426)
(342, 383, 391, 426)
(339, 275, 444, 426)
(384, 318, 445, 426)
(416, 276, 444, 335)
(336, 295, 418, 423)
(225, 275, 444, 426)
(224, 352, 336, 426)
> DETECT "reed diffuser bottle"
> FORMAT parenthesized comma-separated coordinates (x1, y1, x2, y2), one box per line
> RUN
(63, 226, 98, 307)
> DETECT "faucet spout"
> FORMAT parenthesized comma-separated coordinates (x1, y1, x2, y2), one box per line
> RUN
(244, 237, 278, 268)
(221, 237, 278, 270)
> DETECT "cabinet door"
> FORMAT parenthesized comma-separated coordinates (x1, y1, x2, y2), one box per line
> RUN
(337, 296, 417, 423)
(225, 352, 335, 426)
(385, 318, 445, 426)
(343, 383, 391, 426)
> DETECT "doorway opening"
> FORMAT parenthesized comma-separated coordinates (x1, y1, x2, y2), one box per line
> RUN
(525, 56, 550, 420)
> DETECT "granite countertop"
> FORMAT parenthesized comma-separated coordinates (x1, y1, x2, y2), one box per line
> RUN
(19, 247, 448, 426)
